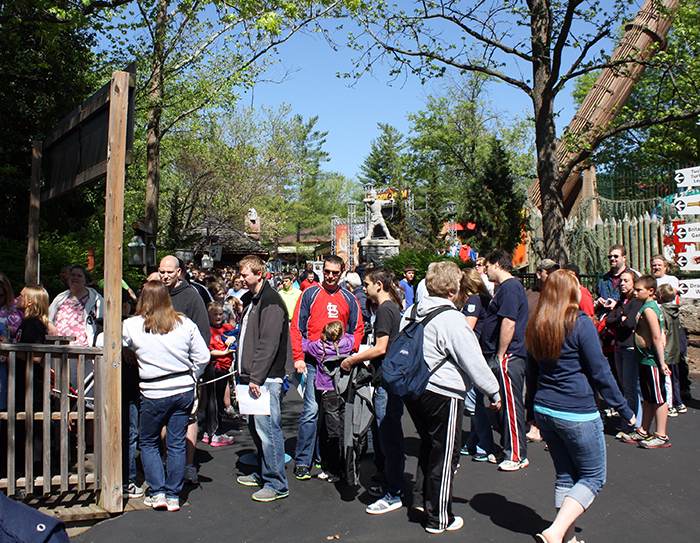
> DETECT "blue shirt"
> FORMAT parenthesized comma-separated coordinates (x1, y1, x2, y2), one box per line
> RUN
(480, 277, 529, 358)
(525, 312, 634, 421)
(399, 278, 414, 308)
(461, 293, 490, 340)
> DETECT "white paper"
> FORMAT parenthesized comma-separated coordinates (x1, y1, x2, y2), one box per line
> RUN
(236, 383, 271, 415)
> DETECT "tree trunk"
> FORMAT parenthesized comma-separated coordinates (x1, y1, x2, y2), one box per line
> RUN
(530, 0, 569, 264)
(145, 0, 167, 240)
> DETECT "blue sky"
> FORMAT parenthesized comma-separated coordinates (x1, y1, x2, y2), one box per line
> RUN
(242, 29, 579, 181)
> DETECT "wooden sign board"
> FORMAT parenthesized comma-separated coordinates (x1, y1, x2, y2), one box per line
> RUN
(41, 62, 136, 203)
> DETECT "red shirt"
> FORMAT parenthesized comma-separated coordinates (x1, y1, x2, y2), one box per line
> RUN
(209, 323, 234, 371)
(579, 285, 595, 316)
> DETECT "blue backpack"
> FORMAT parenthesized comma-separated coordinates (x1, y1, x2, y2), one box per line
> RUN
(382, 304, 456, 401)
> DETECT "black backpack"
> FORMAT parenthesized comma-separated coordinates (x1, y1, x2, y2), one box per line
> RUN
(382, 304, 456, 401)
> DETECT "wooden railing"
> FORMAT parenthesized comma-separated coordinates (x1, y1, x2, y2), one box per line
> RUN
(0, 342, 114, 508)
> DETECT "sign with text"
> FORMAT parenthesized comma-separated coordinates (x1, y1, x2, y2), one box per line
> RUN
(676, 250, 700, 271)
(674, 222, 700, 243)
(675, 166, 700, 188)
(678, 280, 700, 299)
(673, 194, 700, 215)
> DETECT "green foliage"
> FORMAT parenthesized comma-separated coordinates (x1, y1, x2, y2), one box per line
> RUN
(0, 10, 102, 239)
(571, 0, 700, 170)
(384, 249, 465, 283)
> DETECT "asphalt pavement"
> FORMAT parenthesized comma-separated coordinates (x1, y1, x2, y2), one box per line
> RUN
(73, 383, 700, 543)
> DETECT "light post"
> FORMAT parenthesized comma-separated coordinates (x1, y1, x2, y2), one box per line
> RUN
(347, 201, 358, 271)
(330, 215, 339, 256)
(446, 201, 457, 245)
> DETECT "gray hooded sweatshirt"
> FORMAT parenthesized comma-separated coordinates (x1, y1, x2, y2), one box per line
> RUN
(403, 296, 501, 404)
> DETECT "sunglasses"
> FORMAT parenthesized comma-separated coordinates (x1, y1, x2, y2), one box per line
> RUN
(323, 269, 341, 276)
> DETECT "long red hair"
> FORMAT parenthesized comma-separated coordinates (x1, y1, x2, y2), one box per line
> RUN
(135, 281, 183, 335)
(525, 269, 580, 361)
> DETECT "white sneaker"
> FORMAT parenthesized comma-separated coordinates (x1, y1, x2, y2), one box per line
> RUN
(498, 458, 530, 471)
(144, 493, 166, 509)
(426, 516, 464, 533)
(165, 497, 180, 512)
(123, 482, 144, 498)
(184, 465, 199, 484)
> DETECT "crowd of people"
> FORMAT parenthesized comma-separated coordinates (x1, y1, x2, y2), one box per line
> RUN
(0, 243, 692, 540)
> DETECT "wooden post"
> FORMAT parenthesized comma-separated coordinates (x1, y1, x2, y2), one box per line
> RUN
(582, 167, 598, 226)
(26, 141, 42, 286)
(97, 70, 129, 513)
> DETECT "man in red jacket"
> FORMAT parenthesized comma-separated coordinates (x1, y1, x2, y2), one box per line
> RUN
(290, 255, 364, 480)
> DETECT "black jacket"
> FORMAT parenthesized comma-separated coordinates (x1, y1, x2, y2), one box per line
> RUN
(169, 280, 211, 344)
(238, 281, 293, 386)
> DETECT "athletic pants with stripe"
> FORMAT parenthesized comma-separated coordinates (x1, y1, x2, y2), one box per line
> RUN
(406, 390, 463, 531)
(498, 354, 528, 463)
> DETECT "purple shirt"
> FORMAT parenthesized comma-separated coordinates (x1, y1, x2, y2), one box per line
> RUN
(302, 335, 354, 391)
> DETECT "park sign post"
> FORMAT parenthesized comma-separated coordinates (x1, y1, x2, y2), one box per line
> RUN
(678, 280, 700, 299)
(674, 166, 700, 188)
(673, 194, 700, 216)
(26, 65, 136, 514)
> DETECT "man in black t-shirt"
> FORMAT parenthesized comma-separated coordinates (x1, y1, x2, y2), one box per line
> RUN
(481, 249, 530, 472)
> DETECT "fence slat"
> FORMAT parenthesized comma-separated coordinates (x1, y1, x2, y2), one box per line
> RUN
(25, 351, 34, 495)
(43, 352, 52, 496)
(7, 352, 16, 496)
(77, 354, 86, 492)
(60, 353, 69, 493)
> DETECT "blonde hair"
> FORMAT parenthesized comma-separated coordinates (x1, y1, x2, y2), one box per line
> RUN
(21, 285, 51, 329)
(426, 261, 461, 298)
(239, 255, 266, 276)
(456, 268, 491, 309)
(320, 320, 344, 363)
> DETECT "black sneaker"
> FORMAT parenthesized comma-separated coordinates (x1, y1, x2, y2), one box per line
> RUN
(294, 465, 311, 480)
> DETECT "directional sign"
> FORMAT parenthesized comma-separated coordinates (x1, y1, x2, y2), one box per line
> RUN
(676, 250, 700, 271)
(675, 221, 700, 242)
(673, 194, 700, 215)
(675, 166, 700, 188)
(678, 279, 700, 299)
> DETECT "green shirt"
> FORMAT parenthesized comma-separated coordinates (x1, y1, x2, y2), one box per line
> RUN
(634, 299, 664, 367)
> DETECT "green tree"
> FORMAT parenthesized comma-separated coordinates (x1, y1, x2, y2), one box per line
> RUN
(470, 138, 529, 253)
(572, 1, 700, 170)
(0, 7, 101, 239)
(103, 0, 347, 240)
(350, 0, 700, 262)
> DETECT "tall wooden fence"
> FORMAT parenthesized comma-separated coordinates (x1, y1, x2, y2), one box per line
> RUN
(1, 343, 106, 503)
(565, 212, 665, 274)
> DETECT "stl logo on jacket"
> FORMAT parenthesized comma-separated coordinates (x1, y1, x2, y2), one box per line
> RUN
(326, 302, 339, 319)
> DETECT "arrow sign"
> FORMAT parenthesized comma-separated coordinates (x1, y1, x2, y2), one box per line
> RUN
(675, 166, 700, 187)
(678, 279, 700, 299)
(673, 194, 700, 215)
(675, 222, 700, 242)
(676, 250, 700, 270)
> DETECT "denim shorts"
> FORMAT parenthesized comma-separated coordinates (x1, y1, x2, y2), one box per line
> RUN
(535, 410, 606, 510)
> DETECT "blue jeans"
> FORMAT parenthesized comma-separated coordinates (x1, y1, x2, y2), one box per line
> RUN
(374, 386, 405, 497)
(294, 364, 319, 468)
(249, 381, 289, 494)
(535, 411, 606, 510)
(123, 400, 139, 484)
(139, 390, 193, 499)
(464, 389, 495, 455)
(614, 347, 642, 431)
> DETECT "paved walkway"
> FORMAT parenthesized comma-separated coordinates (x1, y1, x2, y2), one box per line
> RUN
(73, 385, 700, 543)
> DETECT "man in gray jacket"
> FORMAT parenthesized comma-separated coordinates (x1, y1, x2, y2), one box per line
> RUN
(404, 261, 501, 534)
(235, 255, 294, 502)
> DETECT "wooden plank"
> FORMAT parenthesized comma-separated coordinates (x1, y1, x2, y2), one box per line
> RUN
(60, 353, 69, 493)
(25, 352, 34, 495)
(98, 69, 129, 514)
(0, 412, 95, 421)
(77, 354, 86, 492)
(40, 160, 108, 203)
(42, 83, 111, 148)
(43, 353, 52, 496)
(1, 343, 101, 355)
(7, 352, 16, 496)
(26, 140, 42, 285)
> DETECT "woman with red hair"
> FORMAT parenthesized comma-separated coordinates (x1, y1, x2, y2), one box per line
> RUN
(525, 269, 634, 543)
